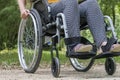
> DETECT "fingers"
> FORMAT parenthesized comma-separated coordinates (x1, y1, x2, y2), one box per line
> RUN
(25, 9, 30, 13)
(21, 9, 30, 19)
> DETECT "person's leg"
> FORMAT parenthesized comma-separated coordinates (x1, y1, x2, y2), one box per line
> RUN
(79, 0, 120, 53)
(50, 0, 92, 52)
(50, 0, 80, 37)
(79, 0, 107, 48)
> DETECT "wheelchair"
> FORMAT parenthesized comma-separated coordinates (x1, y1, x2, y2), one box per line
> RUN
(18, 0, 120, 78)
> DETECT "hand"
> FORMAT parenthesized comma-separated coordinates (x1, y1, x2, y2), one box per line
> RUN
(21, 9, 30, 19)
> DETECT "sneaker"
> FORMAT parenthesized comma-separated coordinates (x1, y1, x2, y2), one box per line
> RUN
(110, 44, 120, 52)
(74, 44, 93, 52)
(97, 44, 120, 54)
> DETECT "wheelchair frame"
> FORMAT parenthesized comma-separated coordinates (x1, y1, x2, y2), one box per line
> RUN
(18, 0, 120, 78)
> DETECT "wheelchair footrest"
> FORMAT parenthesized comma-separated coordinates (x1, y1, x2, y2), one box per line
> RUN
(66, 51, 96, 59)
(94, 52, 120, 59)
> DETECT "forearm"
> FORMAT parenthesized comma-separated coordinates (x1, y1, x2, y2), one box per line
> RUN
(18, 0, 26, 13)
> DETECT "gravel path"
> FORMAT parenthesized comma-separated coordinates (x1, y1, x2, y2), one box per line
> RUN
(0, 64, 120, 80)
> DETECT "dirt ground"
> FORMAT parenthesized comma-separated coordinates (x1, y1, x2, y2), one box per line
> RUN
(0, 64, 120, 80)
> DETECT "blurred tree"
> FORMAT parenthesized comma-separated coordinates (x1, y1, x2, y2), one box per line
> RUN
(99, 0, 120, 24)
(0, 0, 20, 50)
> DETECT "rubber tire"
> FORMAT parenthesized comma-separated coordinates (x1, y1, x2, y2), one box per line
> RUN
(69, 58, 94, 72)
(105, 57, 116, 75)
(51, 57, 60, 78)
(18, 8, 43, 73)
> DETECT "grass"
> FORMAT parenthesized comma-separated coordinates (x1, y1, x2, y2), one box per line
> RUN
(0, 48, 70, 67)
(0, 48, 120, 68)
(0, 49, 19, 66)
(41, 49, 70, 66)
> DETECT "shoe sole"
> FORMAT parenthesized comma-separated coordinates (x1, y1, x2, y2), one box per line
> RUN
(75, 45, 93, 52)
(110, 45, 120, 52)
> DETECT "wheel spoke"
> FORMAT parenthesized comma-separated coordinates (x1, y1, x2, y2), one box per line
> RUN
(18, 9, 42, 73)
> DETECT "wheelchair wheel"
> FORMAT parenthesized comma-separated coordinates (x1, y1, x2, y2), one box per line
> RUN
(51, 57, 60, 78)
(69, 58, 94, 72)
(18, 9, 42, 73)
(69, 37, 95, 72)
(105, 57, 116, 75)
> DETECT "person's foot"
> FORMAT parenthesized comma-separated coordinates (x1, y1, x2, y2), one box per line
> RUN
(97, 44, 120, 54)
(74, 44, 93, 52)
(97, 41, 107, 54)
(110, 44, 120, 52)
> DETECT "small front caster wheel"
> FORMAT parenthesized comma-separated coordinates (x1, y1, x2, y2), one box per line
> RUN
(51, 57, 60, 78)
(105, 57, 116, 75)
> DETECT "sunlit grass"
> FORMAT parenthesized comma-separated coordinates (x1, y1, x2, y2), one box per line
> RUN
(0, 48, 70, 67)
(0, 48, 120, 68)
(0, 49, 19, 67)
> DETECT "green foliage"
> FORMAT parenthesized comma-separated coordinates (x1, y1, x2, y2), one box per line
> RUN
(99, 0, 120, 25)
(0, 0, 20, 50)
(0, 49, 19, 67)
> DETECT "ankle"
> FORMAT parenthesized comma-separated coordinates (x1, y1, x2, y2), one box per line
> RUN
(98, 41, 107, 53)
(101, 41, 107, 46)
